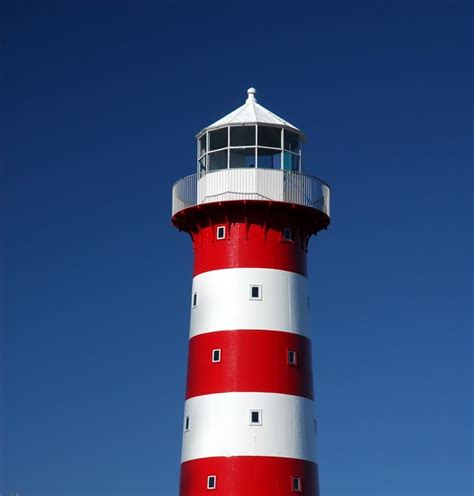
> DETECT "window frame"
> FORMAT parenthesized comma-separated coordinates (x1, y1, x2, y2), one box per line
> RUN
(192, 292, 198, 308)
(249, 284, 262, 301)
(230, 124, 256, 147)
(211, 348, 221, 363)
(291, 476, 302, 493)
(207, 475, 217, 490)
(249, 409, 262, 426)
(287, 349, 298, 366)
(184, 415, 190, 432)
(197, 125, 302, 173)
(216, 225, 226, 240)
(209, 127, 228, 151)
(283, 227, 293, 242)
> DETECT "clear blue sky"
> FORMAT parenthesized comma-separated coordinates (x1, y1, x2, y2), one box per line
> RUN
(1, 1, 472, 495)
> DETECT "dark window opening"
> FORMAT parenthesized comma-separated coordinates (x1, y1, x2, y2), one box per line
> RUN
(199, 134, 207, 156)
(207, 475, 217, 489)
(292, 476, 302, 492)
(284, 130, 300, 153)
(250, 409, 262, 425)
(288, 350, 297, 366)
(212, 349, 221, 363)
(209, 128, 228, 150)
(250, 285, 261, 299)
(283, 227, 293, 241)
(230, 125, 256, 146)
(229, 147, 256, 168)
(208, 149, 228, 171)
(257, 147, 280, 168)
(258, 126, 281, 148)
(283, 151, 300, 171)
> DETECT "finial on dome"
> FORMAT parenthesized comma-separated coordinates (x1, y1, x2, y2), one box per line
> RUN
(246, 87, 257, 102)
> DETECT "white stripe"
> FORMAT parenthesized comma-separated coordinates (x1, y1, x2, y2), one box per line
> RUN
(181, 392, 317, 462)
(190, 268, 309, 338)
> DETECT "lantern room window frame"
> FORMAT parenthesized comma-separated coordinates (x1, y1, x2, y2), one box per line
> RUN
(197, 125, 302, 174)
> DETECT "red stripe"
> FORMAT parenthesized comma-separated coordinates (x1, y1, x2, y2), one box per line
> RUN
(192, 221, 307, 276)
(186, 330, 314, 400)
(171, 200, 330, 276)
(180, 456, 319, 496)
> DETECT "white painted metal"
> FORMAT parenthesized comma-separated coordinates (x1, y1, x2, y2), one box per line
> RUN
(321, 182, 330, 217)
(199, 88, 301, 135)
(181, 392, 317, 463)
(190, 268, 309, 338)
(197, 167, 284, 204)
(172, 169, 330, 217)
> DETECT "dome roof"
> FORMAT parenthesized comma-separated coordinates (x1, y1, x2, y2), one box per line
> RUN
(198, 88, 302, 135)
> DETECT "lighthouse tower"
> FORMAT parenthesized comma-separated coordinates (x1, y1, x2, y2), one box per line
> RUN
(172, 88, 330, 496)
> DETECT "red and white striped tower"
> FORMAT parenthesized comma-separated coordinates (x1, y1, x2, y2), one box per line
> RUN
(172, 88, 330, 495)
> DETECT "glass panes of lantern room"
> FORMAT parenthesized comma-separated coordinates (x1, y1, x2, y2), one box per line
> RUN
(197, 125, 301, 173)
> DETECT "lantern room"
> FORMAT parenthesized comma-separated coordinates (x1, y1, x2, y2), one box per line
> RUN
(172, 88, 330, 223)
(196, 88, 303, 174)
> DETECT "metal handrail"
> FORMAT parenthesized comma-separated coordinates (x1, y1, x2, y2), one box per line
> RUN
(172, 169, 330, 217)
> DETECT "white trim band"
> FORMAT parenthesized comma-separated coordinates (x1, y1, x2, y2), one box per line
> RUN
(181, 392, 317, 463)
(190, 268, 310, 338)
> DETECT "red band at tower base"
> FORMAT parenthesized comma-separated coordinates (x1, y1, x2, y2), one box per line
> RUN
(179, 456, 319, 496)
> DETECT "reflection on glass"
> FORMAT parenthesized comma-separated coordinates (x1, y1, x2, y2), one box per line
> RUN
(284, 131, 300, 153)
(230, 148, 256, 168)
(258, 126, 281, 148)
(283, 151, 299, 171)
(230, 126, 256, 146)
(258, 148, 281, 169)
(208, 150, 228, 170)
(209, 128, 228, 150)
(198, 157, 206, 173)
(199, 134, 207, 156)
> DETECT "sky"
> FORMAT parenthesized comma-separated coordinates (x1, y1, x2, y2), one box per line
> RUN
(0, 1, 472, 495)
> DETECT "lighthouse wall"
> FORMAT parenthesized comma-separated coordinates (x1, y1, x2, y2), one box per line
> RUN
(176, 200, 323, 495)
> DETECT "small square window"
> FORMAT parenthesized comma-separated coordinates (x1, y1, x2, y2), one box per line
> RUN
(207, 475, 217, 490)
(292, 476, 302, 492)
(287, 350, 298, 366)
(192, 293, 198, 308)
(216, 226, 226, 240)
(212, 349, 221, 363)
(249, 285, 262, 300)
(283, 227, 293, 241)
(249, 409, 262, 425)
(184, 415, 190, 432)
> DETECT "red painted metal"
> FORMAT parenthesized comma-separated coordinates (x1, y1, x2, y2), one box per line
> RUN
(171, 200, 330, 276)
(186, 330, 314, 400)
(192, 221, 308, 276)
(179, 456, 319, 496)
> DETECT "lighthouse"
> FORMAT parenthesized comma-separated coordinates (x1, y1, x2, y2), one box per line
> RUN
(172, 88, 330, 495)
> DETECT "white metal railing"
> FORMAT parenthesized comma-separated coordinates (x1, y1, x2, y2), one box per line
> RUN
(172, 168, 330, 217)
